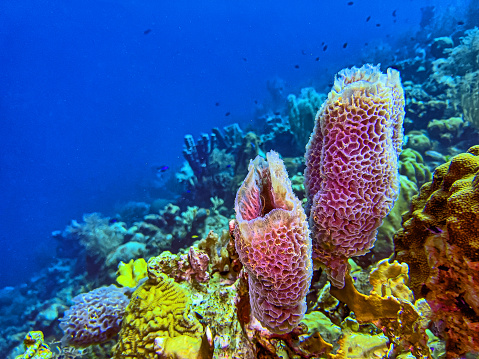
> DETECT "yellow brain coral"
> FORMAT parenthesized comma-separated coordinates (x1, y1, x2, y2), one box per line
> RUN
(394, 145, 479, 358)
(112, 272, 203, 359)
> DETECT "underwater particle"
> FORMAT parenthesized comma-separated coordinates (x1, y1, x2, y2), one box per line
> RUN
(457, 20, 464, 25)
(347, 1, 354, 5)
(215, 102, 220, 106)
(294, 64, 300, 69)
(366, 15, 371, 22)
(225, 112, 231, 116)
(315, 57, 319, 61)
(254, 100, 258, 104)
(144, 29, 152, 34)
(323, 45, 328, 51)
(365, 42, 368, 46)
(242, 57, 247, 62)
(342, 42, 348, 48)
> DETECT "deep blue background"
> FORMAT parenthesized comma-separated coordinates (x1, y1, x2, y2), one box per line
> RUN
(0, 0, 455, 286)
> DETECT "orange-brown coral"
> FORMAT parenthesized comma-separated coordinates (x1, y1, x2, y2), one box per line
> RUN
(394, 145, 479, 358)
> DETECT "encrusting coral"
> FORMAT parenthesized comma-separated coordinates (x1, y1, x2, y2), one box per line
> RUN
(305, 64, 405, 288)
(394, 145, 479, 358)
(233, 150, 312, 334)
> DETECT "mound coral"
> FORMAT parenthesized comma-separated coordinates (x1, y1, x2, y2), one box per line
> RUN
(112, 270, 202, 359)
(59, 285, 129, 347)
(394, 145, 479, 358)
(305, 64, 405, 288)
(233, 151, 312, 334)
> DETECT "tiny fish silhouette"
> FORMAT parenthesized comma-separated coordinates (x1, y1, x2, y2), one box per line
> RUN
(323, 45, 328, 51)
(215, 102, 220, 106)
(294, 64, 300, 69)
(315, 57, 319, 61)
(347, 1, 353, 5)
(457, 21, 464, 25)
(225, 112, 231, 116)
(144, 29, 152, 35)
(343, 42, 348, 48)
(376, 23, 381, 27)
(242, 57, 247, 62)
(366, 16, 371, 22)
(392, 9, 397, 17)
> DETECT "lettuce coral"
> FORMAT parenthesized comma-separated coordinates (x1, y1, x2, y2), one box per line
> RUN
(305, 64, 405, 288)
(233, 150, 312, 334)
(59, 285, 129, 347)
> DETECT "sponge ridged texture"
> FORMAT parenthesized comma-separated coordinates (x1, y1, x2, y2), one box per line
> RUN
(305, 64, 405, 288)
(234, 151, 312, 334)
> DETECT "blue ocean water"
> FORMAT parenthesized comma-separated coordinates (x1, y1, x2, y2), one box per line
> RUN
(0, 0, 469, 288)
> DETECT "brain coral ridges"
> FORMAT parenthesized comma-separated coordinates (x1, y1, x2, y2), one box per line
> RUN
(394, 145, 479, 359)
(233, 150, 313, 334)
(305, 64, 405, 288)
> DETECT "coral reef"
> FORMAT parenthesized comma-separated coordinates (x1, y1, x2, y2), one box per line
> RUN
(398, 148, 432, 188)
(14, 331, 53, 359)
(233, 151, 312, 334)
(65, 213, 127, 261)
(305, 64, 405, 288)
(112, 270, 203, 359)
(59, 285, 129, 347)
(394, 145, 479, 358)
(287, 87, 326, 148)
(116, 258, 148, 288)
(330, 259, 432, 358)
